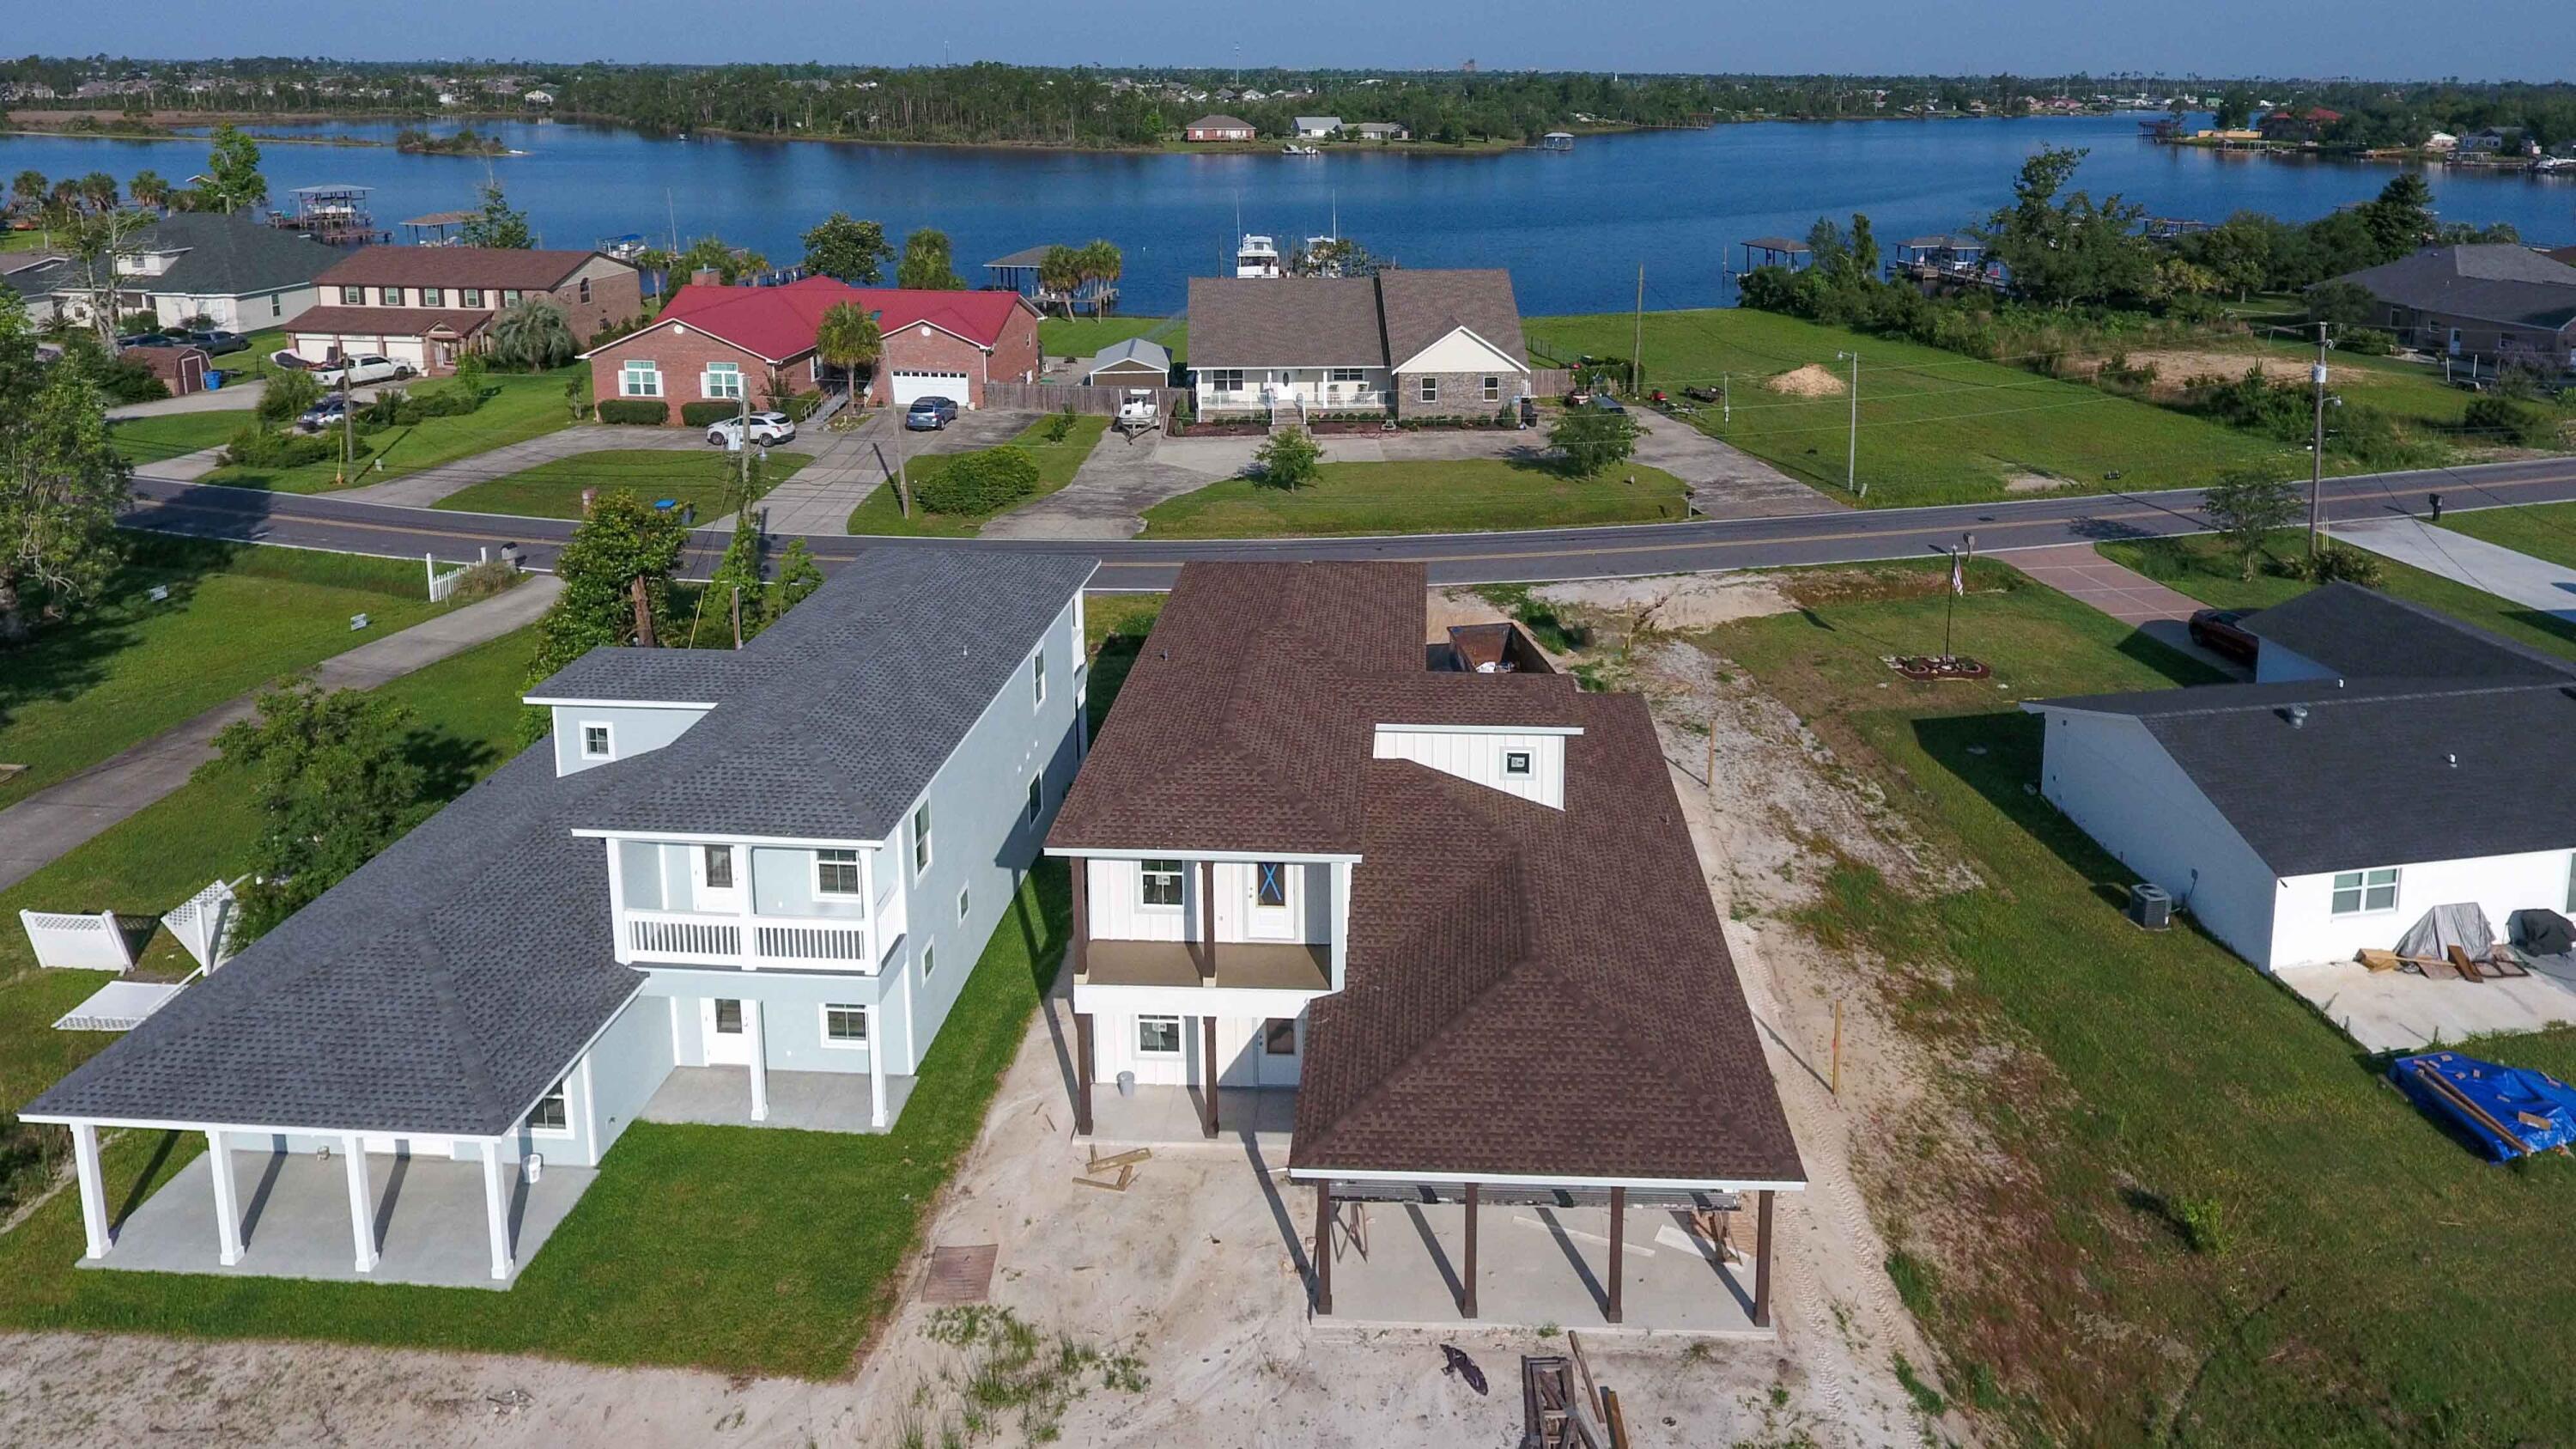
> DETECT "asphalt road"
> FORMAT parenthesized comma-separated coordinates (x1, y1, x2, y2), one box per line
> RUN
(124, 455, 2576, 592)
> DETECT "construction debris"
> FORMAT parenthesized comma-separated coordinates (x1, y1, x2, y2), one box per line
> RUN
(1442, 1343, 1488, 1396)
(1074, 1147, 1151, 1192)
(1520, 1355, 1602, 1448)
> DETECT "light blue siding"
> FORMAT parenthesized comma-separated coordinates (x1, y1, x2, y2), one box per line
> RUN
(579, 994, 677, 1161)
(750, 846, 869, 919)
(549, 703, 709, 776)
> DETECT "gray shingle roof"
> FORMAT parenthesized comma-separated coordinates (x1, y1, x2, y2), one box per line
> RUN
(1087, 338, 1170, 374)
(2331, 245, 2576, 332)
(132, 212, 340, 297)
(2242, 582, 2576, 681)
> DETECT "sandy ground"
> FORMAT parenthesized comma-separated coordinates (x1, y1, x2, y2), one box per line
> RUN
(2116, 348, 2308, 397)
(0, 575, 1986, 1448)
(1765, 364, 1848, 399)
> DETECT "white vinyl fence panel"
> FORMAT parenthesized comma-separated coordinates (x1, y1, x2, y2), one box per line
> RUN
(161, 877, 243, 972)
(21, 910, 136, 972)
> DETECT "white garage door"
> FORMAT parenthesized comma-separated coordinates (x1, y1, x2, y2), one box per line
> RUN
(890, 371, 970, 407)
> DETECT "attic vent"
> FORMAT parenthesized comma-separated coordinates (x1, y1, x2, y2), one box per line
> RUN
(2282, 704, 2310, 728)
(2446, 752, 2458, 767)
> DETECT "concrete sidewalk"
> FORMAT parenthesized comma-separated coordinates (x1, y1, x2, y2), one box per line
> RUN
(2329, 514, 2576, 619)
(2004, 542, 2250, 677)
(0, 574, 562, 893)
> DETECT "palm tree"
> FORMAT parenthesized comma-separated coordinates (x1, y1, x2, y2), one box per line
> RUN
(1078, 240, 1124, 318)
(1037, 245, 1081, 317)
(489, 297, 575, 370)
(129, 170, 171, 213)
(76, 172, 119, 214)
(815, 301, 905, 513)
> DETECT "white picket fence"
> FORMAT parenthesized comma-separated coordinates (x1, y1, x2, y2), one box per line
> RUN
(427, 547, 495, 602)
(161, 877, 244, 973)
(20, 910, 136, 972)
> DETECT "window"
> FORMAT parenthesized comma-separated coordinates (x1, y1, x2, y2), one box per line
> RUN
(461, 287, 484, 307)
(957, 885, 971, 922)
(500, 289, 523, 307)
(1264, 1019, 1297, 1056)
(1502, 749, 1534, 777)
(1255, 861, 1288, 910)
(913, 804, 933, 876)
(1210, 368, 1243, 393)
(1137, 1015, 1182, 1055)
(1482, 375, 1501, 402)
(713, 999, 744, 1034)
(339, 284, 364, 305)
(420, 286, 445, 307)
(1026, 774, 1044, 824)
(1140, 859, 1185, 907)
(620, 360, 662, 398)
(270, 294, 283, 319)
(1328, 367, 1367, 385)
(1032, 649, 1047, 706)
(921, 943, 937, 978)
(380, 286, 405, 307)
(2330, 868, 2400, 916)
(2567, 854, 2576, 914)
(529, 1078, 570, 1134)
(702, 844, 735, 891)
(815, 848, 860, 896)
(578, 277, 592, 303)
(1417, 375, 1438, 404)
(822, 1002, 868, 1045)
(703, 361, 744, 400)
(580, 723, 612, 758)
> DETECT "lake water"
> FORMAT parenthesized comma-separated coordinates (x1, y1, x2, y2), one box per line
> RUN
(7, 113, 2573, 314)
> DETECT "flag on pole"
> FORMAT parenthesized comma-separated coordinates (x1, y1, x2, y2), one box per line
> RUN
(1950, 548, 1965, 596)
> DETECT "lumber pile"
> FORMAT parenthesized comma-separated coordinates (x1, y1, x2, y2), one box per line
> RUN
(1074, 1147, 1149, 1192)
(1520, 1355, 1603, 1449)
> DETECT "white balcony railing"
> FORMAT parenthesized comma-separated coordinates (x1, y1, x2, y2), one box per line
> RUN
(627, 910, 741, 961)
(623, 908, 885, 973)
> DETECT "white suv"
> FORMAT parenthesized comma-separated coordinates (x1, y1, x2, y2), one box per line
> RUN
(705, 411, 798, 448)
(311, 354, 409, 387)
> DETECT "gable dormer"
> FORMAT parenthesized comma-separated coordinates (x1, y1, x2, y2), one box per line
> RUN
(1370, 722, 1578, 808)
(534, 698, 715, 776)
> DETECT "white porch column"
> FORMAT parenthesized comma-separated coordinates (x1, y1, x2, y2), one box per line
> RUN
(205, 1129, 243, 1266)
(744, 997, 769, 1122)
(70, 1122, 110, 1261)
(867, 1002, 889, 1129)
(480, 1138, 513, 1282)
(341, 1133, 377, 1274)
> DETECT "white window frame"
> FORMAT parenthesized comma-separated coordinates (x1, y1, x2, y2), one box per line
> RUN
(814, 848, 861, 898)
(580, 722, 614, 759)
(1026, 774, 1043, 824)
(703, 361, 745, 400)
(1136, 1015, 1183, 1056)
(1032, 649, 1047, 707)
(2567, 853, 2576, 915)
(461, 287, 484, 308)
(380, 286, 404, 307)
(620, 360, 662, 399)
(1482, 375, 1501, 402)
(1210, 368, 1243, 393)
(1502, 749, 1534, 777)
(1417, 375, 1438, 404)
(2330, 867, 2400, 917)
(957, 884, 971, 922)
(819, 1002, 869, 1048)
(339, 284, 364, 305)
(920, 942, 937, 978)
(913, 803, 933, 878)
(1328, 366, 1367, 384)
(1140, 859, 1185, 910)
(528, 1077, 574, 1137)
(421, 286, 446, 307)
(702, 843, 737, 892)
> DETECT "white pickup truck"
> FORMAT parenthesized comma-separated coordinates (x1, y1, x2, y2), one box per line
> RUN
(1115, 389, 1160, 437)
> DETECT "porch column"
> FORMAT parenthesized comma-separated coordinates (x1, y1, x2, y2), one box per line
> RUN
(205, 1129, 244, 1267)
(342, 1133, 376, 1274)
(866, 1002, 890, 1129)
(70, 1122, 110, 1261)
(1073, 1011, 1096, 1136)
(1607, 1186, 1625, 1325)
(1069, 856, 1088, 980)
(1314, 1181, 1334, 1315)
(744, 998, 769, 1123)
(1461, 1183, 1479, 1318)
(480, 1138, 513, 1282)
(1201, 1015, 1219, 1138)
(1753, 1190, 1776, 1329)
(1199, 860, 1217, 981)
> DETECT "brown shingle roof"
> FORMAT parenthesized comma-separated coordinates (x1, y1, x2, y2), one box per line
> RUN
(1186, 276, 1387, 369)
(1376, 268, 1527, 368)
(1053, 561, 1804, 1187)
(285, 305, 495, 339)
(316, 246, 613, 290)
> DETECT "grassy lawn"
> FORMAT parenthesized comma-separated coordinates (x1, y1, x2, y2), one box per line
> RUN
(203, 366, 584, 494)
(1139, 457, 1691, 539)
(0, 536, 451, 812)
(1704, 560, 2576, 1441)
(847, 414, 1109, 537)
(2097, 529, 2576, 664)
(434, 447, 811, 521)
(107, 411, 253, 468)
(1037, 316, 1185, 363)
(1526, 308, 2293, 509)
(2437, 501, 2576, 573)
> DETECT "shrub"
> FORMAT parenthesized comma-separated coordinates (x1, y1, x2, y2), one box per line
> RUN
(441, 558, 519, 605)
(1549, 407, 1638, 476)
(781, 390, 825, 422)
(2172, 1193, 2231, 1257)
(596, 399, 670, 425)
(916, 445, 1041, 514)
(1251, 428, 1322, 490)
(258, 368, 324, 426)
(221, 424, 370, 470)
(2335, 326, 2397, 356)
(95, 354, 170, 404)
(2464, 395, 2557, 447)
(1044, 406, 1077, 443)
(682, 400, 744, 428)
(2277, 540, 2385, 588)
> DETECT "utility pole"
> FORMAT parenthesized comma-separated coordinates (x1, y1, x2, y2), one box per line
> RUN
(1631, 263, 1644, 397)
(338, 367, 354, 486)
(2307, 322, 2329, 560)
(1721, 372, 1730, 429)
(1836, 350, 1862, 497)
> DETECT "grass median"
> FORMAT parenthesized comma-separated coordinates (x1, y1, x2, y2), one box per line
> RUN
(1139, 456, 1691, 539)
(434, 447, 811, 521)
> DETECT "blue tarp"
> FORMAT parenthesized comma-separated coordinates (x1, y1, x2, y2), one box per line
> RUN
(2392, 1052, 2576, 1161)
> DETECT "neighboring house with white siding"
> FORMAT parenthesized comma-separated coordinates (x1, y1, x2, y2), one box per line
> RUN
(24, 551, 1095, 1288)
(2027, 582, 2576, 972)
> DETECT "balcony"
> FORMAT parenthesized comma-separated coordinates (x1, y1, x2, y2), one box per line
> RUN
(622, 903, 902, 973)
(1078, 938, 1332, 993)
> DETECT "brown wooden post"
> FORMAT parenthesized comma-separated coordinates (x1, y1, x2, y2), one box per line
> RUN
(1201, 1015, 1219, 1137)
(1199, 859, 1217, 980)
(1461, 1183, 1479, 1318)
(1607, 1186, 1625, 1324)
(630, 575, 656, 647)
(1314, 1181, 1334, 1314)
(1753, 1190, 1776, 1329)
(1069, 856, 1089, 981)
(1072, 1012, 1095, 1136)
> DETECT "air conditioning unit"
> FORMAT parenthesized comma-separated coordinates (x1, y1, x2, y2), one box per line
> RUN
(2128, 882, 2173, 931)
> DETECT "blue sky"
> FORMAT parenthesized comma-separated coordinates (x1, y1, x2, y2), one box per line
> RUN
(18, 1, 2576, 82)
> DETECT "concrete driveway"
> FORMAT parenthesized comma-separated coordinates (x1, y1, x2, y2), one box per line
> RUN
(1628, 413, 1843, 519)
(2329, 514, 2576, 619)
(755, 407, 1036, 534)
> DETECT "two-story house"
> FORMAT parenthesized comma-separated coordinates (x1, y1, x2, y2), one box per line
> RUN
(25, 551, 1095, 1288)
(1044, 563, 1805, 1332)
(285, 246, 643, 374)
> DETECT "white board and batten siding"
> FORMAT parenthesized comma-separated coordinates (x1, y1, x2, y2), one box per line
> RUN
(1088, 1011, 1302, 1088)
(1081, 857, 1333, 944)
(1371, 725, 1568, 809)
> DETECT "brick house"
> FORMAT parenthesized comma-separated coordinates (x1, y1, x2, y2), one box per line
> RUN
(581, 277, 1043, 421)
(287, 247, 642, 374)
(1187, 269, 1531, 421)
(1183, 113, 1257, 142)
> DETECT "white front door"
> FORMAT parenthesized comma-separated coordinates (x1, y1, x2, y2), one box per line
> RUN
(1256, 1016, 1303, 1087)
(1246, 861, 1297, 941)
(691, 843, 742, 914)
(702, 997, 751, 1066)
(360, 1134, 455, 1157)
(2448, 327, 2463, 356)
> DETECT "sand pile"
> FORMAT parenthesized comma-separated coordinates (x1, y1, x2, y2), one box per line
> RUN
(1765, 362, 1847, 398)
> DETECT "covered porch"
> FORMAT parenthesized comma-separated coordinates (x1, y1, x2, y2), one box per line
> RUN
(1309, 1180, 1778, 1336)
(69, 1128, 590, 1290)
(640, 1064, 917, 1133)
(1087, 1082, 1295, 1151)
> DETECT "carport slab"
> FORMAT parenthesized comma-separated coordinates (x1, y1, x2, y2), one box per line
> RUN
(1326, 1202, 1768, 1337)
(87, 1148, 596, 1290)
